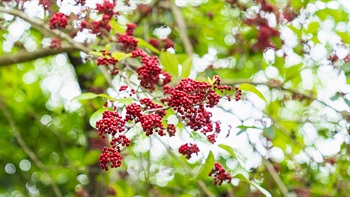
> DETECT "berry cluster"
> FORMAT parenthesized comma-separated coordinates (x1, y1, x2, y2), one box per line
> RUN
(96, 110, 133, 170)
(49, 12, 68, 30)
(235, 87, 242, 101)
(132, 48, 172, 91)
(96, 110, 126, 137)
(178, 143, 200, 159)
(161, 76, 230, 143)
(50, 38, 61, 49)
(125, 98, 167, 136)
(96, 0, 116, 17)
(209, 162, 232, 186)
(117, 23, 138, 52)
(167, 124, 176, 137)
(148, 38, 175, 51)
(99, 147, 123, 170)
(96, 50, 119, 75)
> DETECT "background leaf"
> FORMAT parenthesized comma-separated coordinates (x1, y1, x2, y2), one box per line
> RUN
(160, 51, 179, 77)
(136, 37, 160, 54)
(194, 151, 215, 181)
(239, 83, 267, 103)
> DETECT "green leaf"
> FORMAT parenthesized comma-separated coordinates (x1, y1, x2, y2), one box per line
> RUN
(109, 17, 125, 33)
(71, 93, 98, 101)
(236, 174, 272, 197)
(218, 144, 244, 167)
(89, 108, 112, 129)
(116, 97, 133, 105)
(239, 83, 267, 103)
(89, 51, 104, 57)
(105, 44, 111, 52)
(219, 144, 237, 159)
(180, 57, 192, 78)
(135, 37, 160, 54)
(160, 51, 179, 76)
(195, 151, 215, 181)
(71, 93, 115, 102)
(83, 150, 100, 165)
(112, 52, 132, 61)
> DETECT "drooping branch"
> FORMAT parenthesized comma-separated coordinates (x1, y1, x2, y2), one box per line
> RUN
(0, 45, 77, 67)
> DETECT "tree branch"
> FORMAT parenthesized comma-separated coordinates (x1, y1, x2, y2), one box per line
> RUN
(216, 78, 345, 117)
(0, 6, 115, 89)
(264, 159, 288, 197)
(0, 100, 63, 197)
(0, 45, 77, 67)
(170, 3, 193, 57)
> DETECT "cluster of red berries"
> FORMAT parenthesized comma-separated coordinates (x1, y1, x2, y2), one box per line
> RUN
(99, 147, 123, 170)
(96, 0, 116, 17)
(235, 87, 242, 101)
(167, 124, 176, 137)
(97, 50, 119, 75)
(148, 38, 175, 51)
(49, 12, 68, 30)
(117, 24, 138, 52)
(209, 162, 232, 186)
(161, 76, 230, 143)
(178, 143, 200, 159)
(125, 98, 167, 136)
(131, 48, 172, 91)
(96, 110, 133, 170)
(80, 14, 112, 36)
(96, 110, 126, 137)
(49, 38, 62, 49)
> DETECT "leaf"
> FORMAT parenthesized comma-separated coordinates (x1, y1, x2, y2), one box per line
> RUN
(83, 150, 100, 165)
(180, 57, 192, 78)
(71, 93, 115, 102)
(218, 144, 244, 167)
(135, 37, 160, 54)
(71, 93, 98, 101)
(160, 51, 179, 76)
(116, 97, 133, 105)
(236, 130, 246, 136)
(112, 52, 132, 61)
(236, 173, 272, 197)
(219, 144, 237, 159)
(89, 51, 104, 57)
(109, 17, 125, 33)
(105, 44, 111, 52)
(194, 151, 215, 181)
(239, 83, 267, 103)
(89, 108, 112, 129)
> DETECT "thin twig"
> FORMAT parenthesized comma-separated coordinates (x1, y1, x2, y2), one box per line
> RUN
(0, 100, 63, 197)
(214, 78, 345, 117)
(264, 159, 288, 197)
(0, 6, 115, 89)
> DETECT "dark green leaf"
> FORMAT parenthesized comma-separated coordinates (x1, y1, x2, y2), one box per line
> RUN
(195, 151, 215, 181)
